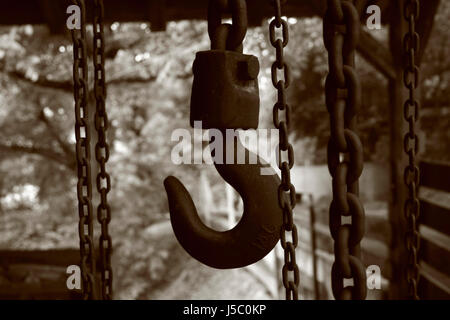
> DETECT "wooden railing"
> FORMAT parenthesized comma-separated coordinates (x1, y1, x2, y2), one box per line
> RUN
(0, 249, 84, 299)
(418, 160, 450, 299)
(2, 161, 448, 300)
(219, 192, 391, 300)
(290, 197, 390, 300)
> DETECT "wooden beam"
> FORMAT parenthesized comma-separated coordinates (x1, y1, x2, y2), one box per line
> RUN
(387, 0, 410, 300)
(39, 0, 66, 34)
(416, 0, 440, 65)
(419, 261, 450, 299)
(0, 249, 80, 266)
(148, 0, 167, 32)
(419, 201, 450, 236)
(420, 161, 450, 192)
(357, 30, 396, 80)
(419, 185, 450, 210)
(420, 225, 450, 254)
(1, 0, 405, 28)
(0, 0, 323, 27)
(368, 0, 394, 25)
(308, 197, 320, 300)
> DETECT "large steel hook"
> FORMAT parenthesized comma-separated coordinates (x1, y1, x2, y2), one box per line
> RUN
(164, 132, 283, 269)
(163, 0, 283, 269)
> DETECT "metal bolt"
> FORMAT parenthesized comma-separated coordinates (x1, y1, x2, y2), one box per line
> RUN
(239, 56, 259, 80)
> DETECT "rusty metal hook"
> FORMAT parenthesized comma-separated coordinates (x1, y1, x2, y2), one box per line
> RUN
(164, 133, 283, 269)
(163, 0, 282, 270)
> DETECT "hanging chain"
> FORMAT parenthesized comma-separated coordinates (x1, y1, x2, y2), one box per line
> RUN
(323, 0, 366, 300)
(71, 0, 97, 300)
(208, 0, 247, 52)
(93, 0, 113, 300)
(403, 0, 420, 300)
(269, 0, 299, 300)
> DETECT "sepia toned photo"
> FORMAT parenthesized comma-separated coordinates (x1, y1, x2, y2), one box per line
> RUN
(0, 0, 448, 309)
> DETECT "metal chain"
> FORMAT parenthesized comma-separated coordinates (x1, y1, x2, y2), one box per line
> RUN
(71, 0, 97, 300)
(208, 0, 247, 52)
(93, 0, 113, 300)
(403, 0, 420, 300)
(269, 0, 299, 300)
(323, 0, 366, 300)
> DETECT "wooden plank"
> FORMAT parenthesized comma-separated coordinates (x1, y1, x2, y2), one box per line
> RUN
(0, 0, 322, 27)
(365, 208, 390, 243)
(365, 208, 388, 219)
(311, 221, 390, 258)
(301, 220, 391, 277)
(308, 196, 320, 300)
(387, 0, 410, 299)
(357, 30, 396, 80)
(0, 283, 81, 300)
(419, 186, 450, 210)
(420, 225, 450, 252)
(39, 0, 66, 34)
(419, 225, 450, 277)
(0, 249, 80, 267)
(420, 161, 450, 192)
(313, 222, 329, 238)
(419, 261, 450, 299)
(0, 0, 402, 28)
(416, 0, 441, 65)
(301, 245, 391, 292)
(0, 250, 104, 299)
(6, 264, 67, 282)
(361, 237, 389, 259)
(148, 0, 167, 31)
(313, 247, 334, 263)
(0, 262, 82, 300)
(420, 201, 450, 236)
(361, 238, 391, 280)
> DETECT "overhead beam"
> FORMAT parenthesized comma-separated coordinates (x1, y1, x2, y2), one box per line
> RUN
(387, 0, 418, 300)
(0, 0, 400, 28)
(357, 30, 396, 80)
(0, 0, 322, 27)
(39, 0, 66, 34)
(0, 0, 432, 81)
(416, 0, 440, 65)
(148, 0, 167, 31)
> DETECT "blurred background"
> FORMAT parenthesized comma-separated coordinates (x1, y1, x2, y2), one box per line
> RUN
(0, 1, 448, 299)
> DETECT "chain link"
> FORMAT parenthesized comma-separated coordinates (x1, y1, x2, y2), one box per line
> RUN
(93, 0, 113, 300)
(403, 0, 420, 300)
(269, 0, 299, 300)
(71, 0, 97, 300)
(208, 0, 248, 52)
(323, 0, 366, 300)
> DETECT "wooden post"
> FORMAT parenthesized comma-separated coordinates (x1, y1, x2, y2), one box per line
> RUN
(88, 93, 101, 300)
(416, 0, 440, 65)
(387, 0, 409, 300)
(308, 194, 320, 299)
(40, 0, 66, 34)
(148, 0, 167, 32)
